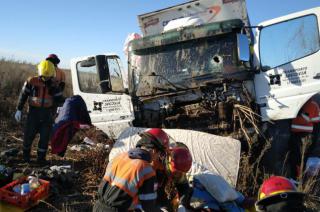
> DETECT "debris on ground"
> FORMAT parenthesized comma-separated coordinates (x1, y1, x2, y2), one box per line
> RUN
(0, 116, 113, 211)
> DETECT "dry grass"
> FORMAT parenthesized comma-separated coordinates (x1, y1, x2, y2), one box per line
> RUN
(0, 58, 35, 96)
(0, 58, 72, 98)
(232, 101, 271, 196)
(233, 104, 320, 211)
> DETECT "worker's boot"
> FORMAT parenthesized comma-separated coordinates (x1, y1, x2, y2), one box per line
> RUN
(37, 151, 48, 166)
(22, 149, 30, 163)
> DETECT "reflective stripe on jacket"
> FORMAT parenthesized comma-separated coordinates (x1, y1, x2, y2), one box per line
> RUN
(28, 77, 53, 108)
(301, 100, 320, 123)
(103, 152, 156, 207)
(17, 76, 62, 110)
(291, 100, 320, 133)
(291, 115, 313, 133)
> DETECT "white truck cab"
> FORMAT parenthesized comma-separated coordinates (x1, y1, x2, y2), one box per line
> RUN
(253, 7, 320, 121)
(70, 54, 134, 138)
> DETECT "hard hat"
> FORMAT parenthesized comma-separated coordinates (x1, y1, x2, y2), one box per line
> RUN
(169, 147, 192, 173)
(46, 54, 60, 65)
(256, 176, 305, 211)
(38, 60, 56, 78)
(139, 128, 169, 152)
(258, 176, 297, 200)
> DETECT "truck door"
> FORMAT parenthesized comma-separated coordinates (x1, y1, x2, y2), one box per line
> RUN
(254, 8, 320, 121)
(70, 54, 134, 138)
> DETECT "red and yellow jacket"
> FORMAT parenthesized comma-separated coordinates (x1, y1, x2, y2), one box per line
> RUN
(291, 100, 320, 133)
(17, 76, 63, 110)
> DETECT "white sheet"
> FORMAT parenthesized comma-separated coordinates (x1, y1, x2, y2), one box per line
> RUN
(109, 127, 241, 187)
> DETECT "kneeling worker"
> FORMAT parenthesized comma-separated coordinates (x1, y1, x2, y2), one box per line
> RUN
(93, 131, 168, 212)
(157, 143, 193, 211)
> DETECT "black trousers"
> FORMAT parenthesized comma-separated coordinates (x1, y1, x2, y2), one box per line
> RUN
(23, 107, 53, 159)
(93, 200, 124, 212)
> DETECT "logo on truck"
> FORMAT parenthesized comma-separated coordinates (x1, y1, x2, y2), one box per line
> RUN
(144, 18, 160, 28)
(144, 5, 222, 29)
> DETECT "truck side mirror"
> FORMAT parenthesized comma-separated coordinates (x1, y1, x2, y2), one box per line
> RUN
(237, 34, 250, 62)
(95, 55, 112, 93)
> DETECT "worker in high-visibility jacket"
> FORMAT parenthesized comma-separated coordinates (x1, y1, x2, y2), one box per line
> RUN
(46, 54, 66, 92)
(290, 98, 320, 177)
(14, 60, 64, 164)
(93, 129, 170, 212)
(265, 98, 320, 177)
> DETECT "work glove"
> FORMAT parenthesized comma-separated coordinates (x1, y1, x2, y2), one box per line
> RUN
(177, 205, 186, 212)
(56, 107, 60, 113)
(160, 207, 169, 212)
(306, 157, 320, 176)
(14, 110, 22, 123)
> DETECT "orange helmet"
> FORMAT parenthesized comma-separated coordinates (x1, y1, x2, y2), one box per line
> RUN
(140, 128, 169, 151)
(169, 147, 192, 173)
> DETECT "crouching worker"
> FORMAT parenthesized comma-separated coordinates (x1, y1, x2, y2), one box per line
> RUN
(157, 143, 193, 211)
(93, 130, 169, 212)
(255, 176, 305, 212)
(14, 60, 63, 164)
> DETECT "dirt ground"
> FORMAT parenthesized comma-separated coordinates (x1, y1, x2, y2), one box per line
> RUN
(0, 108, 111, 211)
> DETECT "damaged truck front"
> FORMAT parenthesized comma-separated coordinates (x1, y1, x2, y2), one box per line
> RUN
(127, 0, 254, 139)
(128, 19, 253, 138)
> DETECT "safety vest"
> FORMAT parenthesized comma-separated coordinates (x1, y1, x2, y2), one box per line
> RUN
(300, 100, 320, 123)
(291, 116, 313, 133)
(291, 100, 320, 133)
(103, 152, 156, 206)
(26, 76, 54, 108)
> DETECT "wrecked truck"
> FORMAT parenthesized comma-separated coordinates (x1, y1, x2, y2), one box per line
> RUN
(70, 0, 320, 174)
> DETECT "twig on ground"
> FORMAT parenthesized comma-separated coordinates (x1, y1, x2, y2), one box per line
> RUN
(39, 200, 61, 212)
(10, 136, 23, 142)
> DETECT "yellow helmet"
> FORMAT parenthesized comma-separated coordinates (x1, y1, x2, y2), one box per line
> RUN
(37, 60, 56, 78)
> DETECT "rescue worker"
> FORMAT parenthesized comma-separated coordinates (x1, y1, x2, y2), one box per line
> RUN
(14, 60, 63, 164)
(46, 54, 66, 92)
(138, 128, 170, 169)
(290, 98, 320, 177)
(255, 176, 305, 212)
(93, 128, 169, 212)
(137, 130, 193, 210)
(157, 143, 193, 211)
(264, 97, 320, 178)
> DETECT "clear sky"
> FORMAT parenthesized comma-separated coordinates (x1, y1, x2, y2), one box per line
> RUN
(0, 0, 319, 68)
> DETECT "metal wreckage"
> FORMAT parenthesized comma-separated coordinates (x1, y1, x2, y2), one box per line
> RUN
(70, 0, 320, 198)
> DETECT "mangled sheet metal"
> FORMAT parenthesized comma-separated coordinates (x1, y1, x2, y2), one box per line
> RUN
(109, 127, 241, 186)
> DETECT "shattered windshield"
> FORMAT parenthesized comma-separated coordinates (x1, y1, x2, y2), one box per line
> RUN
(129, 34, 238, 96)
